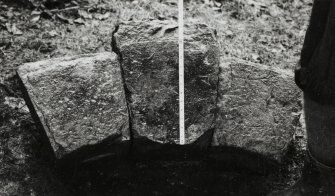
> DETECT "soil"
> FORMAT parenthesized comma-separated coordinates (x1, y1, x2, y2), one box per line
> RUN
(0, 0, 311, 195)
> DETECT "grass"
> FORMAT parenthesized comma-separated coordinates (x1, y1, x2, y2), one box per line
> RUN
(185, 0, 312, 69)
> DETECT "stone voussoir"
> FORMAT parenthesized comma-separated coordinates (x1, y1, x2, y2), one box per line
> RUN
(213, 58, 302, 161)
(17, 52, 129, 159)
(113, 20, 220, 144)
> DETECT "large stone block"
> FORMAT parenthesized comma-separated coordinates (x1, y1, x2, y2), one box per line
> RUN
(17, 52, 129, 158)
(113, 21, 179, 143)
(213, 59, 301, 161)
(113, 21, 219, 144)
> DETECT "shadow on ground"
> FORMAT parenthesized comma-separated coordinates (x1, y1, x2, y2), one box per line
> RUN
(55, 135, 282, 196)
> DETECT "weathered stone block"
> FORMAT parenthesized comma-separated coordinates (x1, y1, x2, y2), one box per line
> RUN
(113, 21, 179, 143)
(184, 23, 220, 143)
(113, 21, 219, 144)
(17, 52, 129, 158)
(213, 59, 301, 160)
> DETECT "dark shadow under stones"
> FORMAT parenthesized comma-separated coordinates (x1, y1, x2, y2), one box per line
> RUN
(55, 135, 281, 196)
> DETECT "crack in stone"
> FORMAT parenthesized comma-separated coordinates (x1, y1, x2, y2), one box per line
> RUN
(111, 24, 135, 146)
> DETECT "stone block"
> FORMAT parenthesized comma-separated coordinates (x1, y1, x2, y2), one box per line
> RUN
(113, 20, 219, 144)
(213, 59, 302, 160)
(17, 52, 129, 158)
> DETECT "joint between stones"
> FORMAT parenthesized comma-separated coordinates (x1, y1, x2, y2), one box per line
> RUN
(111, 24, 135, 145)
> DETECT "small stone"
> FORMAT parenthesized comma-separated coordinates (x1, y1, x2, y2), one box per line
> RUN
(17, 52, 129, 158)
(213, 59, 302, 161)
(4, 96, 29, 114)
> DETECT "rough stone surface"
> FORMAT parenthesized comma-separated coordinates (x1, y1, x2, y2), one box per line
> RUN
(17, 52, 129, 158)
(213, 59, 302, 161)
(113, 20, 179, 143)
(184, 23, 220, 143)
(113, 20, 219, 144)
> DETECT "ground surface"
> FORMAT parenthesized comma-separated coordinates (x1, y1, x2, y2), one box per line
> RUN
(0, 0, 311, 195)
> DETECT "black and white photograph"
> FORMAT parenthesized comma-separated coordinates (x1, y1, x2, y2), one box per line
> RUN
(0, 0, 332, 195)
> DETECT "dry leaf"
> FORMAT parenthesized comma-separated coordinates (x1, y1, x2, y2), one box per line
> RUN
(6, 10, 14, 19)
(12, 25, 23, 35)
(94, 12, 110, 20)
(251, 53, 260, 61)
(74, 18, 86, 25)
(78, 10, 92, 19)
(30, 11, 41, 23)
(268, 4, 281, 17)
(6, 23, 23, 35)
(0, 15, 7, 23)
(48, 30, 58, 37)
(57, 13, 73, 24)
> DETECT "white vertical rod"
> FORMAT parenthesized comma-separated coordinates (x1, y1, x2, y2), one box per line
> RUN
(178, 0, 185, 145)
